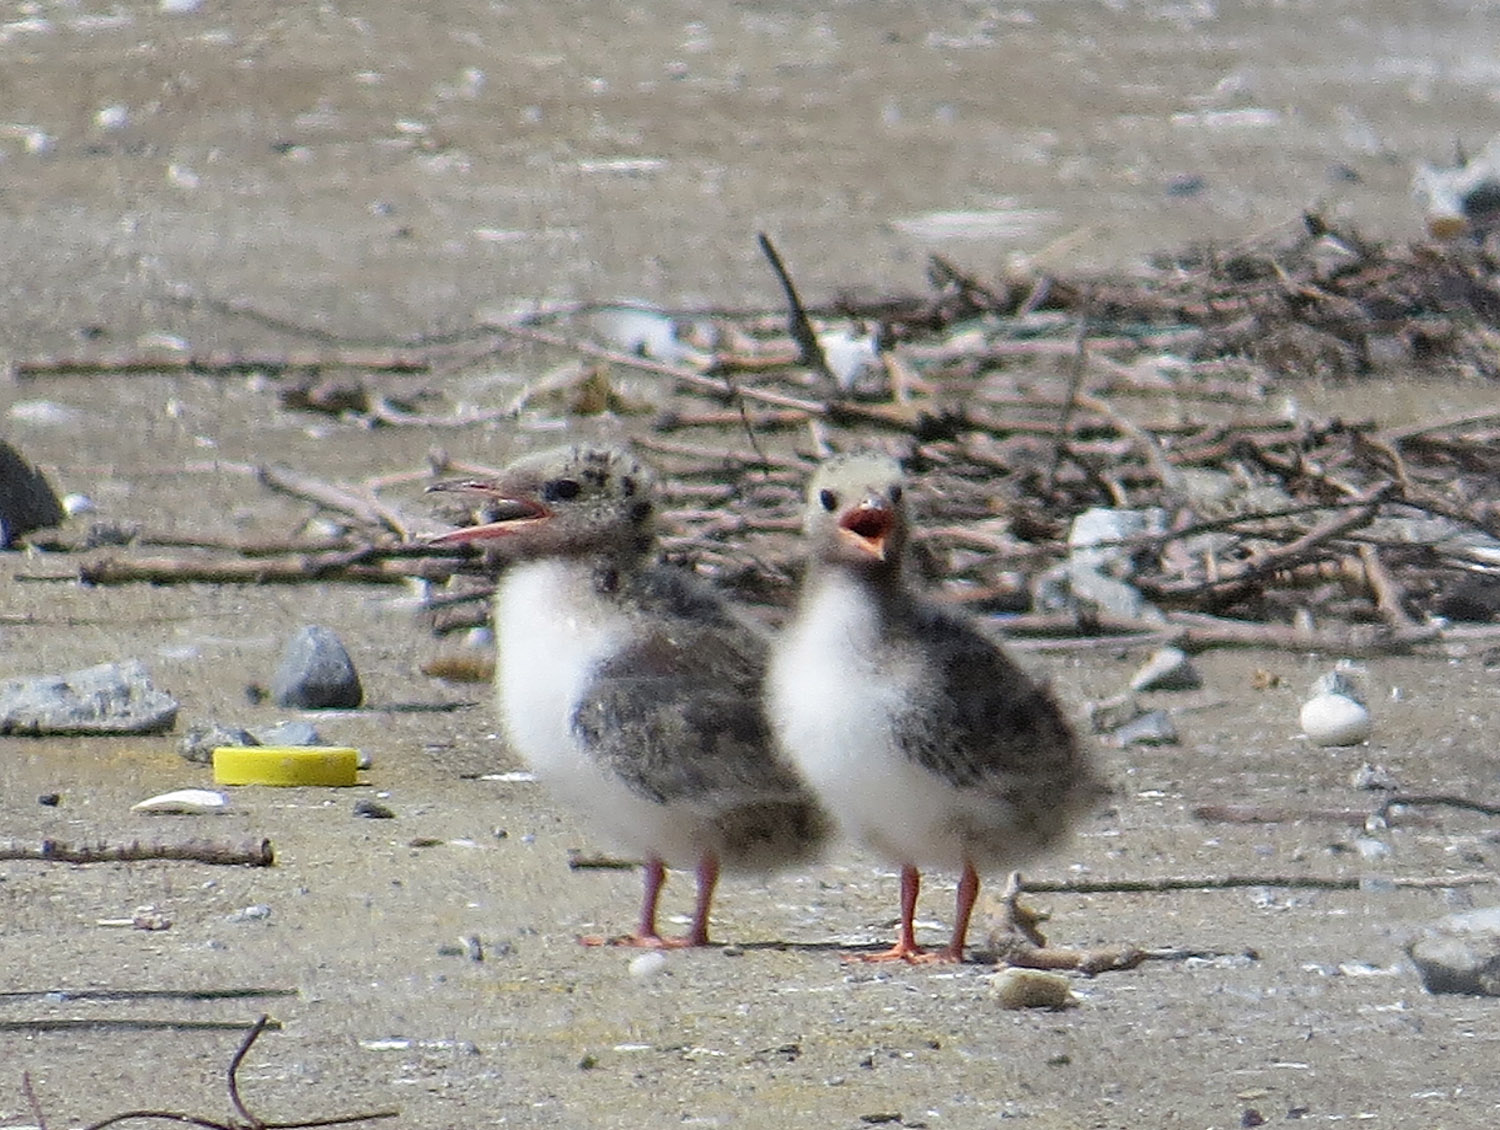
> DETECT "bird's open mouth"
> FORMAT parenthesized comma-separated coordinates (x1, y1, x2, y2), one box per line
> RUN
(838, 503, 893, 559)
(425, 481, 550, 545)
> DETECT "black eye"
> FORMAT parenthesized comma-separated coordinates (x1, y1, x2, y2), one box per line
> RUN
(889, 484, 903, 504)
(543, 478, 581, 502)
(818, 488, 839, 512)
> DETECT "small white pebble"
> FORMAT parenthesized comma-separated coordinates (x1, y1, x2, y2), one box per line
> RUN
(1300, 693, 1372, 747)
(96, 104, 129, 131)
(628, 950, 669, 980)
(62, 493, 95, 516)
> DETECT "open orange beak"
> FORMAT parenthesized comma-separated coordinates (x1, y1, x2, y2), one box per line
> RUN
(836, 501, 894, 560)
(425, 480, 550, 545)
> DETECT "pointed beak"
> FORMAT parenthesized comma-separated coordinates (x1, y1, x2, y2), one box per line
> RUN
(425, 479, 549, 545)
(836, 500, 895, 560)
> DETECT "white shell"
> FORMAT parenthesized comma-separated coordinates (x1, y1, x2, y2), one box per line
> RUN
(628, 951, 669, 980)
(1300, 693, 1372, 747)
(131, 788, 228, 814)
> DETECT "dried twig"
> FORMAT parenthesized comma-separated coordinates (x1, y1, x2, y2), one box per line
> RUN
(0, 839, 274, 866)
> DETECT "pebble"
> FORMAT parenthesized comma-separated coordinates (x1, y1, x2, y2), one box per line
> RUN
(179, 721, 257, 764)
(628, 950, 669, 980)
(353, 798, 396, 820)
(1407, 905, 1500, 995)
(1085, 693, 1142, 734)
(988, 967, 1076, 1010)
(227, 904, 272, 923)
(270, 625, 364, 709)
(1300, 693, 1372, 747)
(0, 660, 179, 735)
(37, 793, 60, 807)
(132, 788, 228, 815)
(1351, 762, 1398, 791)
(251, 719, 324, 746)
(1112, 708, 1179, 747)
(1129, 646, 1202, 692)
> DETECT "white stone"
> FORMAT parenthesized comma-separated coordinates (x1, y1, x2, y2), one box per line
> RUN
(1300, 693, 1372, 747)
(628, 950, 669, 980)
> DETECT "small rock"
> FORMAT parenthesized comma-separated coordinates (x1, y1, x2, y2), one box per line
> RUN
(1407, 905, 1500, 995)
(179, 721, 258, 764)
(1113, 708, 1179, 746)
(1351, 762, 1398, 791)
(227, 904, 272, 923)
(270, 625, 363, 709)
(1309, 662, 1368, 704)
(1300, 693, 1372, 747)
(988, 967, 1075, 1010)
(37, 792, 60, 807)
(0, 438, 66, 548)
(132, 788, 228, 815)
(1085, 693, 1142, 734)
(250, 719, 324, 746)
(1129, 646, 1202, 692)
(0, 660, 179, 736)
(628, 950, 669, 980)
(353, 798, 396, 820)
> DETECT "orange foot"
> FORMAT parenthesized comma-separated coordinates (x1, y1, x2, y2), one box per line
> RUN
(844, 943, 967, 964)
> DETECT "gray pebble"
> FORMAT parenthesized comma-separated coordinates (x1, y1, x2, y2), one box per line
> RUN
(270, 625, 363, 709)
(1407, 906, 1500, 995)
(1085, 693, 1142, 734)
(354, 798, 396, 819)
(251, 719, 324, 746)
(179, 720, 258, 764)
(1112, 708, 1179, 746)
(0, 660, 179, 736)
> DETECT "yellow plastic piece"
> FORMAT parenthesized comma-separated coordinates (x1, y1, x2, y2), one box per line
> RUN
(212, 746, 360, 787)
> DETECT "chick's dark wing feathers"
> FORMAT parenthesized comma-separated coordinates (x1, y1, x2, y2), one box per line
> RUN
(891, 601, 1082, 789)
(570, 566, 806, 808)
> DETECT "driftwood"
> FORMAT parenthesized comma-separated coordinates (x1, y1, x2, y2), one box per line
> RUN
(0, 838, 275, 866)
(11, 220, 1500, 650)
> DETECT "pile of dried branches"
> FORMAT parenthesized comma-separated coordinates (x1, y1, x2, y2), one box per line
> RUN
(14, 222, 1500, 655)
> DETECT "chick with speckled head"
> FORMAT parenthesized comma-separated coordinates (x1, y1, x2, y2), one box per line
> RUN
(430, 445, 829, 948)
(768, 452, 1102, 963)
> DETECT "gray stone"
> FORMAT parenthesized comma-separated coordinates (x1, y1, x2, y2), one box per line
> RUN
(1063, 507, 1168, 622)
(1112, 708, 1179, 747)
(251, 719, 324, 746)
(1085, 693, 1143, 734)
(0, 438, 66, 548)
(1407, 906, 1500, 995)
(1129, 646, 1202, 692)
(179, 720, 258, 764)
(270, 625, 363, 709)
(0, 660, 178, 736)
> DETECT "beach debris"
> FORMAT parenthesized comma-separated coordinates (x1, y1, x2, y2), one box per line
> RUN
(132, 788, 228, 815)
(212, 745, 360, 787)
(1407, 905, 1500, 995)
(1300, 664, 1372, 747)
(0, 437, 65, 548)
(1085, 693, 1143, 735)
(0, 660, 179, 735)
(270, 625, 363, 709)
(628, 950, 669, 980)
(1129, 646, 1202, 692)
(987, 967, 1076, 1010)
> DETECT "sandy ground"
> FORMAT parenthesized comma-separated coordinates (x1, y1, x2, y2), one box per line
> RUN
(6, 3, 1500, 1128)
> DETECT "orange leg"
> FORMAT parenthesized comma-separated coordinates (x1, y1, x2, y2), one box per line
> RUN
(579, 854, 720, 949)
(925, 860, 979, 964)
(853, 864, 927, 962)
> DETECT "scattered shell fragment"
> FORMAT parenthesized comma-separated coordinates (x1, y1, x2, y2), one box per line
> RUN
(132, 788, 228, 815)
(988, 967, 1076, 1010)
(1129, 646, 1202, 692)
